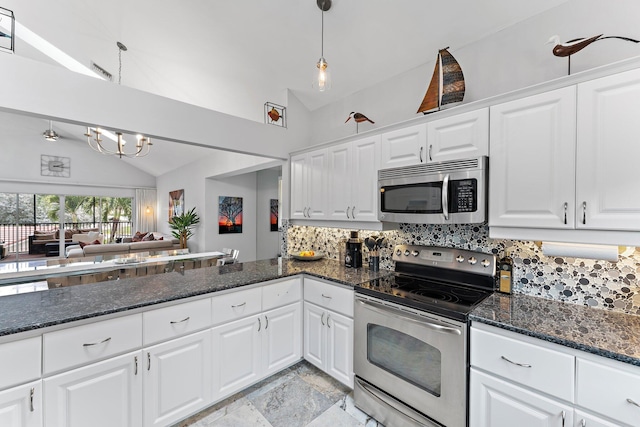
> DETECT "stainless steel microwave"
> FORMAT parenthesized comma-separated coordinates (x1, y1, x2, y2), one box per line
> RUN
(378, 156, 488, 224)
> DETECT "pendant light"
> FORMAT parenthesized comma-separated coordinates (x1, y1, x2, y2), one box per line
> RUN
(43, 120, 59, 141)
(313, 0, 332, 92)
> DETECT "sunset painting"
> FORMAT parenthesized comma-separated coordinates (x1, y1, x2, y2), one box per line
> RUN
(218, 196, 243, 234)
(270, 199, 278, 231)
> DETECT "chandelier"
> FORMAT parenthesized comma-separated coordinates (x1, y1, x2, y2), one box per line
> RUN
(85, 127, 152, 158)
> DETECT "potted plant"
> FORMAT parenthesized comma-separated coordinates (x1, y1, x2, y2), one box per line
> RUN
(168, 207, 200, 249)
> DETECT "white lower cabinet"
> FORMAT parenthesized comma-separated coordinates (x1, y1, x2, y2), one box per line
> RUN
(303, 301, 353, 387)
(470, 369, 573, 427)
(262, 303, 302, 376)
(0, 381, 42, 427)
(43, 350, 142, 427)
(143, 330, 212, 427)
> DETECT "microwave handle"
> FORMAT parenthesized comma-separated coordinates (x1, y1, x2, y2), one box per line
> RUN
(442, 174, 450, 220)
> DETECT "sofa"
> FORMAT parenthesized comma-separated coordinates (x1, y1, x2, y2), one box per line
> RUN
(66, 231, 180, 258)
(29, 228, 100, 255)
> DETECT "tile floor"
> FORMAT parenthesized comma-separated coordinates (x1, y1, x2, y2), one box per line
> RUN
(174, 361, 383, 427)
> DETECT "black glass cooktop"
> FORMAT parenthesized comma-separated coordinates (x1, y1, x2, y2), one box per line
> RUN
(356, 273, 494, 321)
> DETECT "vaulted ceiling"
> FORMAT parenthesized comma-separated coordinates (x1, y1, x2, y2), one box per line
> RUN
(2, 0, 571, 175)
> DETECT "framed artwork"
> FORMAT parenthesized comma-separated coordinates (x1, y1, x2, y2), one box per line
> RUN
(169, 189, 184, 220)
(218, 196, 243, 234)
(270, 199, 278, 231)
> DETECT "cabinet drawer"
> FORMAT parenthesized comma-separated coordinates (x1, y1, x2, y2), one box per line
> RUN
(143, 298, 212, 345)
(304, 278, 353, 317)
(0, 337, 41, 390)
(262, 278, 302, 311)
(43, 314, 142, 375)
(212, 287, 262, 325)
(470, 326, 574, 401)
(576, 358, 640, 426)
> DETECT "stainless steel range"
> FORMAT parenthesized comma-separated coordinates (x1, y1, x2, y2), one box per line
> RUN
(354, 245, 496, 427)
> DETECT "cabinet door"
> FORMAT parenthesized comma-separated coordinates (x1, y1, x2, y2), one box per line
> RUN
(327, 142, 352, 221)
(143, 330, 212, 427)
(290, 154, 308, 219)
(351, 136, 380, 222)
(211, 316, 261, 400)
(303, 302, 326, 371)
(0, 381, 42, 427)
(470, 369, 573, 427)
(262, 303, 302, 376)
(427, 108, 489, 163)
(325, 310, 354, 388)
(380, 124, 427, 168)
(307, 150, 328, 219)
(489, 87, 577, 229)
(577, 68, 640, 231)
(44, 351, 142, 427)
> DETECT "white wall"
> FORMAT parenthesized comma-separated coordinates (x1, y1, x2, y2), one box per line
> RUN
(309, 0, 640, 144)
(256, 168, 281, 260)
(206, 174, 257, 263)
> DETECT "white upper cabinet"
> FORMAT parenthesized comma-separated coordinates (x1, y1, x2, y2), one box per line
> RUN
(489, 87, 577, 229)
(327, 136, 380, 222)
(576, 68, 640, 231)
(426, 108, 489, 163)
(290, 150, 328, 220)
(380, 123, 426, 168)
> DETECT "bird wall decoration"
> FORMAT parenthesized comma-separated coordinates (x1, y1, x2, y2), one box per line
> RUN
(345, 112, 374, 134)
(548, 34, 639, 75)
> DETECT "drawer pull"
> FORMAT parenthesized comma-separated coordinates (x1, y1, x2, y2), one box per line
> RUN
(83, 337, 112, 347)
(30, 387, 34, 412)
(231, 302, 246, 308)
(627, 398, 640, 408)
(321, 294, 332, 299)
(500, 355, 531, 368)
(170, 316, 190, 324)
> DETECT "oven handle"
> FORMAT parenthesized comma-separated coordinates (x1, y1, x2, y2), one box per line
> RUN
(355, 377, 433, 427)
(356, 298, 462, 335)
(442, 173, 450, 221)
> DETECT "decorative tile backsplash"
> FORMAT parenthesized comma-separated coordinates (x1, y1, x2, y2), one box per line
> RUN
(283, 221, 640, 316)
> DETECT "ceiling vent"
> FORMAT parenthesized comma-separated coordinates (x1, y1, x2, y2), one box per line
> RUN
(90, 61, 113, 81)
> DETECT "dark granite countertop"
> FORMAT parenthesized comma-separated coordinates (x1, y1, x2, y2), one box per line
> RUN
(0, 258, 392, 337)
(470, 292, 640, 367)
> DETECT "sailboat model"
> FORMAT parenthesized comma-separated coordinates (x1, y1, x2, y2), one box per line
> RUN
(417, 47, 465, 114)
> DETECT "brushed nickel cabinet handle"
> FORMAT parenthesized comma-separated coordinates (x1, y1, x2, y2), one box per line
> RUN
(134, 356, 138, 375)
(231, 302, 246, 308)
(501, 355, 532, 368)
(83, 337, 111, 347)
(561, 410, 565, 427)
(627, 398, 640, 407)
(563, 202, 568, 225)
(30, 387, 34, 412)
(321, 312, 325, 326)
(352, 206, 356, 219)
(147, 352, 151, 371)
(265, 315, 269, 330)
(580, 419, 586, 426)
(346, 206, 351, 219)
(321, 294, 332, 299)
(582, 201, 587, 224)
(170, 316, 190, 324)
(327, 314, 331, 328)
(428, 144, 433, 161)
(419, 146, 424, 162)
(257, 317, 262, 332)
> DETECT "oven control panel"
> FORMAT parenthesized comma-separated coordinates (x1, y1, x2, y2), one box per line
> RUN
(393, 244, 496, 276)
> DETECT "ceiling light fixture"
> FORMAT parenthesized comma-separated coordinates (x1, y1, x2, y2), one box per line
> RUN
(85, 127, 152, 158)
(43, 120, 59, 141)
(313, 0, 332, 92)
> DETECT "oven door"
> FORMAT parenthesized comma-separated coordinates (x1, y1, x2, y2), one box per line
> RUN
(354, 295, 467, 427)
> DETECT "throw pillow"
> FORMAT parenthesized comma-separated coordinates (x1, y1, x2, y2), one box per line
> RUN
(87, 231, 100, 240)
(157, 236, 164, 240)
(79, 239, 101, 248)
(142, 233, 155, 241)
(132, 231, 148, 242)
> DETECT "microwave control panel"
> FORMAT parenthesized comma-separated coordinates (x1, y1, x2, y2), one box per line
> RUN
(450, 179, 477, 213)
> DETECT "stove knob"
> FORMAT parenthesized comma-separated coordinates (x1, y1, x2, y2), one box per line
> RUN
(396, 249, 402, 256)
(404, 250, 410, 256)
(411, 250, 419, 257)
(468, 257, 477, 265)
(481, 259, 491, 268)
(456, 255, 465, 263)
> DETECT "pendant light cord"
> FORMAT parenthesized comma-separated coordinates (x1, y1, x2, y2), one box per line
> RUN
(321, 3, 324, 58)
